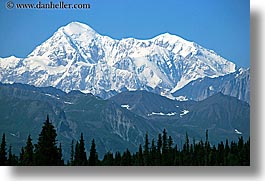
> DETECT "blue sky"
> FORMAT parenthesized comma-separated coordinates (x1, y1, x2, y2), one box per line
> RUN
(0, 0, 249, 67)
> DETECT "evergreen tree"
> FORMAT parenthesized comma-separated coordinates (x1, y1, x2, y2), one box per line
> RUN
(88, 139, 98, 166)
(57, 143, 64, 165)
(168, 136, 174, 165)
(34, 115, 60, 165)
(79, 133, 87, 165)
(162, 129, 169, 165)
(205, 130, 210, 165)
(74, 133, 87, 165)
(217, 141, 225, 165)
(70, 140, 74, 165)
(173, 145, 180, 166)
(136, 144, 144, 166)
(114, 152, 121, 166)
(209, 145, 217, 166)
(224, 139, 230, 165)
(182, 132, 190, 165)
(150, 139, 156, 166)
(156, 133, 162, 165)
(23, 135, 34, 166)
(143, 133, 150, 166)
(121, 149, 132, 166)
(19, 147, 25, 166)
(73, 141, 80, 165)
(102, 152, 114, 166)
(0, 133, 7, 165)
(243, 138, 250, 166)
(7, 145, 17, 166)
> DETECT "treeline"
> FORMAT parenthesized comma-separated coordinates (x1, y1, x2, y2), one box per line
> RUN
(0, 116, 250, 166)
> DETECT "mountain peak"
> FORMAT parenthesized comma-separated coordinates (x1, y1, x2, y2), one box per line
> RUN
(155, 32, 193, 44)
(0, 22, 238, 100)
(60, 21, 97, 35)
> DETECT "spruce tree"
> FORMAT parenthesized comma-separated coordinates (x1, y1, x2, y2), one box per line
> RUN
(102, 152, 114, 166)
(217, 141, 225, 165)
(19, 147, 25, 166)
(0, 133, 7, 165)
(121, 149, 132, 166)
(79, 133, 87, 165)
(136, 144, 144, 166)
(74, 133, 87, 165)
(161, 129, 169, 165)
(57, 143, 64, 165)
(73, 141, 80, 165)
(7, 145, 17, 166)
(88, 139, 98, 166)
(34, 115, 60, 165)
(150, 139, 156, 165)
(70, 140, 74, 165)
(205, 130, 210, 165)
(156, 133, 162, 165)
(168, 136, 174, 165)
(114, 152, 121, 166)
(7, 145, 13, 165)
(143, 133, 150, 166)
(182, 132, 190, 165)
(23, 135, 34, 166)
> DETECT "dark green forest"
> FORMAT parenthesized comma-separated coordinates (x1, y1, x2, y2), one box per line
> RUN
(0, 116, 250, 166)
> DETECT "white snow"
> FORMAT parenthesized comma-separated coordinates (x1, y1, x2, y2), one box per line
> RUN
(121, 104, 130, 110)
(45, 93, 60, 100)
(180, 110, 189, 117)
(0, 21, 237, 100)
(147, 112, 177, 116)
(0, 56, 21, 69)
(209, 86, 214, 91)
(64, 101, 74, 105)
(235, 129, 242, 135)
(175, 96, 188, 101)
(10, 133, 16, 137)
(235, 68, 246, 78)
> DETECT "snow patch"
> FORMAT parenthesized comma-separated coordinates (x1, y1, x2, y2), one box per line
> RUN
(121, 104, 130, 110)
(10, 133, 16, 137)
(235, 129, 242, 135)
(209, 86, 214, 91)
(45, 93, 60, 100)
(147, 112, 177, 116)
(180, 110, 189, 117)
(175, 96, 188, 101)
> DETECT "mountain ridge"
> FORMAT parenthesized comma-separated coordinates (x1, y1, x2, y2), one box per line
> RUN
(0, 22, 236, 99)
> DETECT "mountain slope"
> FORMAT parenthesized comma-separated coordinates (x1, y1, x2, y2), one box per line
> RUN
(0, 22, 236, 99)
(177, 93, 250, 142)
(110, 90, 195, 120)
(110, 90, 250, 145)
(0, 83, 249, 158)
(0, 83, 158, 159)
(173, 68, 250, 103)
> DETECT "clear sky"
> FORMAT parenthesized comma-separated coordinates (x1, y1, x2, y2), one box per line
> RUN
(0, 0, 250, 67)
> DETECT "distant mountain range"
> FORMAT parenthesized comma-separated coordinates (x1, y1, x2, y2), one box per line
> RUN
(0, 22, 239, 100)
(0, 83, 249, 159)
(0, 22, 250, 159)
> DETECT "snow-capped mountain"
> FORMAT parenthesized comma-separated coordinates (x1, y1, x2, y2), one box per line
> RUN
(0, 22, 237, 99)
